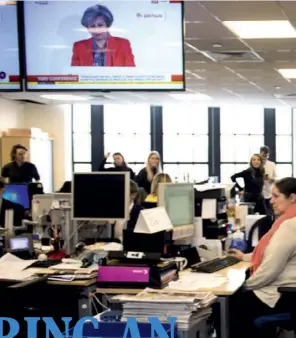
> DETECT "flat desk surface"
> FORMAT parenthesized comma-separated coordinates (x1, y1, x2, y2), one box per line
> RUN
(0, 276, 97, 287)
(96, 261, 251, 297)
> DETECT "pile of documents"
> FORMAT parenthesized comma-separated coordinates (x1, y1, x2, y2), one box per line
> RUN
(168, 271, 227, 291)
(113, 288, 216, 331)
(47, 263, 98, 282)
(0, 253, 37, 281)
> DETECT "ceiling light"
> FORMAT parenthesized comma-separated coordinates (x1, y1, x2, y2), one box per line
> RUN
(277, 69, 296, 79)
(223, 21, 296, 39)
(275, 86, 281, 90)
(40, 94, 88, 101)
(212, 43, 223, 48)
(169, 93, 212, 101)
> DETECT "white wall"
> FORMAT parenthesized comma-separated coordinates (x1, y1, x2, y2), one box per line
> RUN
(0, 98, 71, 190)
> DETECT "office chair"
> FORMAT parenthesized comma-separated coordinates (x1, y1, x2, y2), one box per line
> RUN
(247, 215, 273, 253)
(253, 289, 296, 338)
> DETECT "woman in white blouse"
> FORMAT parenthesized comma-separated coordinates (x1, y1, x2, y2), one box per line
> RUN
(229, 177, 296, 338)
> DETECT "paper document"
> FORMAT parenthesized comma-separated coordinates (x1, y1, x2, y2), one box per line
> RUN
(168, 272, 227, 291)
(0, 253, 22, 263)
(0, 254, 37, 281)
(201, 199, 216, 219)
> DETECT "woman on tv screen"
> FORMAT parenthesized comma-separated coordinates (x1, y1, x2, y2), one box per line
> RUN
(71, 4, 135, 67)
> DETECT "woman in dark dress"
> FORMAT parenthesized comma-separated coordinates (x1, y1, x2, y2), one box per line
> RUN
(135, 151, 162, 194)
(231, 154, 266, 214)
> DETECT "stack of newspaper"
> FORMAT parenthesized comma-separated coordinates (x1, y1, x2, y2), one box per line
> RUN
(113, 288, 216, 331)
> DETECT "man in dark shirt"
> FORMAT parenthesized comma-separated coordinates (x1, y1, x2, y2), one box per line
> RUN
(1, 144, 40, 184)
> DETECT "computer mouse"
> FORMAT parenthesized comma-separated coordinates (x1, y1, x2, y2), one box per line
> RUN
(38, 253, 48, 261)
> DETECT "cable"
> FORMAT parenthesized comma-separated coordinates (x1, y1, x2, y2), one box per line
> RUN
(92, 293, 110, 311)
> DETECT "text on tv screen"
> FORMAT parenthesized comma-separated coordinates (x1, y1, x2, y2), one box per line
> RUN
(23, 0, 184, 91)
(0, 1, 21, 91)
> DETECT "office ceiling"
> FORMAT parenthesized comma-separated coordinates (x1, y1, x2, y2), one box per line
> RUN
(4, 0, 296, 106)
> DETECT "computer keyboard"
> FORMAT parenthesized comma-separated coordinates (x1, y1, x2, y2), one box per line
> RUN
(26, 259, 62, 269)
(192, 256, 241, 273)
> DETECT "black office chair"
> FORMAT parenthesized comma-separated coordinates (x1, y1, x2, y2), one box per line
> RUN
(247, 215, 273, 253)
(253, 288, 296, 337)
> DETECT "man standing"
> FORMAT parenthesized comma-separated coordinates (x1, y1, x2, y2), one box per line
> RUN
(260, 146, 277, 214)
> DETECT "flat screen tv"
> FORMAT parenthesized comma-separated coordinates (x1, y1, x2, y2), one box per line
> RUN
(23, 0, 184, 91)
(0, 1, 21, 91)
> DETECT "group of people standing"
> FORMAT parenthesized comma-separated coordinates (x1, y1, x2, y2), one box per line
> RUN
(231, 146, 277, 215)
(98, 150, 162, 195)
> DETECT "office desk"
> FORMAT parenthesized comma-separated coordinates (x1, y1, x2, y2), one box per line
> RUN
(0, 276, 97, 319)
(96, 262, 251, 338)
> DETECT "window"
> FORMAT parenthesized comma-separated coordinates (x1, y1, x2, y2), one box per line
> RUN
(162, 105, 209, 182)
(104, 104, 150, 174)
(220, 105, 264, 182)
(276, 107, 293, 178)
(72, 104, 91, 171)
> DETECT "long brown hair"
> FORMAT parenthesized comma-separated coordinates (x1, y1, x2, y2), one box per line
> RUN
(249, 154, 265, 175)
(146, 151, 161, 181)
(113, 152, 128, 169)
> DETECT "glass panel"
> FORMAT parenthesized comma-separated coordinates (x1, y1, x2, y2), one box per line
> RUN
(104, 104, 150, 133)
(72, 104, 91, 133)
(104, 134, 150, 162)
(163, 164, 208, 183)
(220, 164, 248, 183)
(276, 107, 292, 135)
(74, 163, 92, 172)
(129, 164, 145, 176)
(163, 105, 208, 134)
(163, 135, 208, 162)
(276, 164, 292, 178)
(220, 105, 264, 134)
(73, 133, 91, 162)
(221, 135, 264, 162)
(276, 135, 292, 162)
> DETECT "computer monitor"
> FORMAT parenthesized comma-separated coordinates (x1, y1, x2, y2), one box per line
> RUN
(31, 193, 71, 221)
(158, 183, 194, 228)
(9, 236, 31, 252)
(72, 172, 130, 221)
(2, 184, 30, 210)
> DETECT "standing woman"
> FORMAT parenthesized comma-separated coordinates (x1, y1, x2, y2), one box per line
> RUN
(98, 152, 135, 180)
(231, 154, 266, 214)
(136, 151, 161, 194)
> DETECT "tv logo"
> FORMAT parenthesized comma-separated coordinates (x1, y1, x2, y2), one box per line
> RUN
(0, 316, 177, 338)
(136, 12, 165, 20)
(0, 72, 6, 81)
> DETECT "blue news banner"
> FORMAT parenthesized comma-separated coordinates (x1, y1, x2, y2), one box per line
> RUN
(0, 316, 178, 338)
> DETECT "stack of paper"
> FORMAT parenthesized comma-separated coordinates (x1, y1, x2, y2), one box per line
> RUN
(0, 254, 37, 281)
(168, 271, 227, 291)
(113, 288, 216, 331)
(47, 264, 98, 282)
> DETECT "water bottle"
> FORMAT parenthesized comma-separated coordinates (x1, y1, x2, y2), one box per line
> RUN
(225, 224, 233, 252)
(230, 230, 247, 253)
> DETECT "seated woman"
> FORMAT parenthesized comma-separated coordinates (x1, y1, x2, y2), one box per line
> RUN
(143, 173, 172, 208)
(228, 177, 296, 338)
(114, 180, 142, 242)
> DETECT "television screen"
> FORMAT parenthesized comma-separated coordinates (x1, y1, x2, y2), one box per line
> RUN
(0, 1, 21, 91)
(23, 0, 184, 91)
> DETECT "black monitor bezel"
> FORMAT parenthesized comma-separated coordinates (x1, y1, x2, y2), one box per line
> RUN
(0, 1, 23, 92)
(20, 0, 185, 93)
